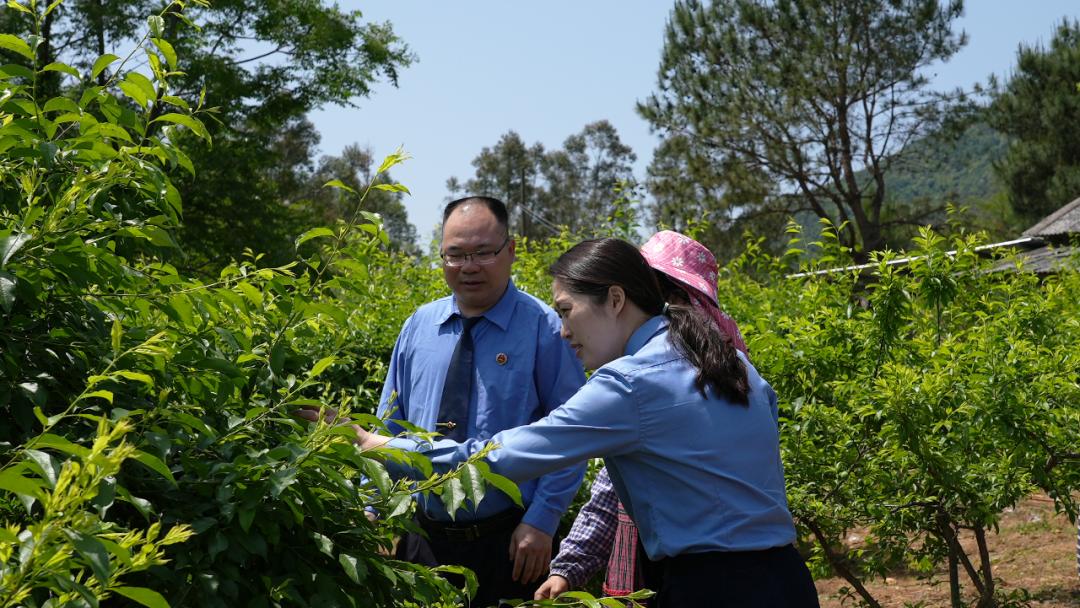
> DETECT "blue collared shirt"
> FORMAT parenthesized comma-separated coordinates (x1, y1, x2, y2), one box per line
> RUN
(389, 316, 796, 560)
(378, 280, 587, 535)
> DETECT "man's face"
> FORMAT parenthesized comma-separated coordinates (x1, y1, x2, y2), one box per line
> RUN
(441, 204, 515, 316)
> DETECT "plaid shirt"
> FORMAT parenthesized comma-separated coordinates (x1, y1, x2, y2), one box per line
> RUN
(549, 466, 620, 588)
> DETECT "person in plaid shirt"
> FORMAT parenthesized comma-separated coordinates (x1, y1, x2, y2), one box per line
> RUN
(538, 231, 750, 601)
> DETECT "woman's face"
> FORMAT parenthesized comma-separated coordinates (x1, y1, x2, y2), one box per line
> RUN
(552, 279, 625, 370)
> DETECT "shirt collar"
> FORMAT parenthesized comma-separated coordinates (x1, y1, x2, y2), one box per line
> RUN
(624, 315, 667, 356)
(436, 280, 518, 331)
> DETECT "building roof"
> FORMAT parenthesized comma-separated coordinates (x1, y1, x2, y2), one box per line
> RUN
(1023, 196, 1080, 239)
(990, 243, 1080, 274)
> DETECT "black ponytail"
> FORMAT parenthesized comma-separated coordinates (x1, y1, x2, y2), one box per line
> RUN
(550, 238, 748, 404)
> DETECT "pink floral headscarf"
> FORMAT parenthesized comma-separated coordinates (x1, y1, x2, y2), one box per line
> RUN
(640, 231, 748, 355)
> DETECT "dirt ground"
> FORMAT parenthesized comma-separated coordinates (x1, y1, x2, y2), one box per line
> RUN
(815, 496, 1080, 607)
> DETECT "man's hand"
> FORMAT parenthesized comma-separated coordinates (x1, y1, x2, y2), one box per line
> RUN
(293, 406, 390, 450)
(508, 522, 552, 584)
(534, 574, 570, 600)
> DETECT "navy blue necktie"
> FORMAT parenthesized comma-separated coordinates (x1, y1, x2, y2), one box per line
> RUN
(437, 315, 479, 441)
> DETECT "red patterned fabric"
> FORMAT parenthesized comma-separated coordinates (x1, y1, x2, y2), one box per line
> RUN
(603, 505, 640, 597)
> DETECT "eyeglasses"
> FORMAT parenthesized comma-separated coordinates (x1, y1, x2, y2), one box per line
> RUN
(440, 237, 510, 267)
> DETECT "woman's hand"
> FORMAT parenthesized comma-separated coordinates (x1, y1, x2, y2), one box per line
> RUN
(293, 406, 390, 450)
(534, 574, 570, 600)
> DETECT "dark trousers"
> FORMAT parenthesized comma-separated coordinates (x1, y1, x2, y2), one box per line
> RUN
(396, 510, 554, 607)
(650, 544, 819, 608)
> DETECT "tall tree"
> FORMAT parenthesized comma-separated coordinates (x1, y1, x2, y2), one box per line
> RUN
(539, 121, 637, 232)
(459, 131, 548, 240)
(453, 121, 637, 240)
(639, 0, 966, 260)
(986, 19, 1080, 224)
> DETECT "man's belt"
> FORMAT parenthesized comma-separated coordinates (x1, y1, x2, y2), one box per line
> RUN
(417, 508, 524, 542)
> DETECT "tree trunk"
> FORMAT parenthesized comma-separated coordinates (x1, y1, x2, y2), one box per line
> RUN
(37, 4, 60, 99)
(974, 525, 997, 608)
(948, 546, 962, 608)
(805, 520, 882, 608)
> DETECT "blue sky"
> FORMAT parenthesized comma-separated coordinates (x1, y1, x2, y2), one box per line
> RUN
(310, 1, 1080, 244)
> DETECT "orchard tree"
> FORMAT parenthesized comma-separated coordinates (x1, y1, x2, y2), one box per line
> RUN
(640, 0, 966, 260)
(986, 19, 1080, 224)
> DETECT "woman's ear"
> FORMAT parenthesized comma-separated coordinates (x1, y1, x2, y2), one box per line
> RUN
(607, 285, 626, 316)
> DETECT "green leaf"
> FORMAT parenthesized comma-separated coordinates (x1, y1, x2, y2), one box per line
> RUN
(118, 80, 149, 109)
(27, 433, 89, 457)
(561, 591, 602, 608)
(5, 1, 33, 15)
(0, 271, 15, 312)
(0, 34, 34, 60)
(150, 38, 177, 71)
(236, 282, 262, 307)
(126, 72, 156, 104)
(24, 449, 58, 487)
(0, 232, 30, 267)
(269, 341, 287, 377)
(442, 476, 465, 518)
(360, 459, 392, 497)
(147, 15, 165, 38)
(376, 147, 410, 175)
(111, 317, 122, 355)
(0, 63, 33, 79)
(152, 113, 210, 141)
(294, 226, 335, 249)
(433, 565, 478, 600)
(41, 61, 79, 79)
(338, 553, 367, 584)
(459, 463, 486, 508)
(67, 531, 112, 584)
(309, 355, 336, 379)
(372, 182, 411, 194)
(238, 507, 255, 532)
(113, 370, 154, 387)
(132, 450, 176, 485)
(112, 586, 170, 608)
(312, 532, 334, 557)
(99, 538, 133, 569)
(322, 179, 355, 193)
(477, 463, 522, 507)
(43, 97, 80, 114)
(269, 468, 297, 497)
(0, 469, 43, 499)
(85, 390, 114, 404)
(91, 53, 121, 79)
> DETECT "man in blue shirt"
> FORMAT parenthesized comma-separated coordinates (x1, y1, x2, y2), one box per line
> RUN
(378, 196, 586, 605)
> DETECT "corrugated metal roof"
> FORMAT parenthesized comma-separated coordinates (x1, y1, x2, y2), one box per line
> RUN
(990, 244, 1080, 274)
(1023, 196, 1080, 238)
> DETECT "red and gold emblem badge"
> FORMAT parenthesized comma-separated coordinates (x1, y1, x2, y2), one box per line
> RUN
(495, 352, 508, 366)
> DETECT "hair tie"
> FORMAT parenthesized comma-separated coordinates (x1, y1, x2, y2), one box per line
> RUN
(661, 302, 670, 316)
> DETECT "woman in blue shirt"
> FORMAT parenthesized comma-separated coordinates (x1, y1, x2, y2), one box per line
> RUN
(358, 238, 819, 607)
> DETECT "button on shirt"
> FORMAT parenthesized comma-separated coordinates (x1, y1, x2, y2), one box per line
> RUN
(388, 316, 796, 560)
(378, 280, 587, 535)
